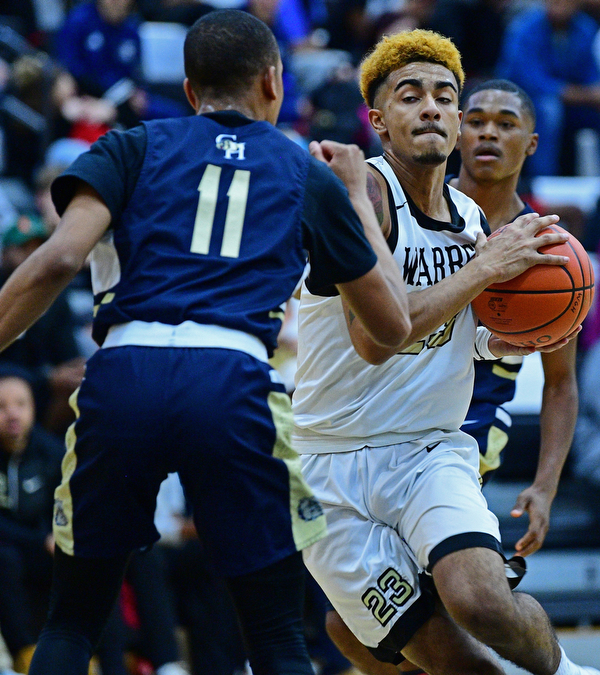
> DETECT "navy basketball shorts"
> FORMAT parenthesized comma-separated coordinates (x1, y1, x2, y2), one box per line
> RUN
(53, 346, 327, 576)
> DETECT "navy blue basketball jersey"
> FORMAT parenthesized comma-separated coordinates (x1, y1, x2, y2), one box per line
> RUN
(462, 204, 535, 471)
(52, 112, 377, 354)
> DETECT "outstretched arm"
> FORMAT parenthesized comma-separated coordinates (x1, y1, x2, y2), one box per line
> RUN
(343, 173, 570, 364)
(509, 339, 578, 556)
(0, 184, 111, 353)
(310, 140, 411, 351)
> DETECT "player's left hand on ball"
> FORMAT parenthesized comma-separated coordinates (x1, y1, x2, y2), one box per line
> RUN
(511, 485, 553, 556)
(533, 325, 582, 353)
(488, 325, 581, 357)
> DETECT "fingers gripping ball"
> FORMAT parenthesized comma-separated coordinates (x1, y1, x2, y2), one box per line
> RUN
(472, 224, 595, 347)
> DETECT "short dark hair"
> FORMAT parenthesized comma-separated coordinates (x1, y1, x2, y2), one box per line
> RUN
(0, 363, 35, 389)
(463, 79, 536, 127)
(184, 10, 280, 98)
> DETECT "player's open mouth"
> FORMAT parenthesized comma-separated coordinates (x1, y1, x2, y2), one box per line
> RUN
(413, 126, 446, 137)
(474, 145, 501, 160)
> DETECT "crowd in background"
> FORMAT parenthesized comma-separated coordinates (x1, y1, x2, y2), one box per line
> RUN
(3, 0, 600, 674)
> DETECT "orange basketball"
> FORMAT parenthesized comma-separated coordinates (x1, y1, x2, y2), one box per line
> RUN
(471, 224, 595, 347)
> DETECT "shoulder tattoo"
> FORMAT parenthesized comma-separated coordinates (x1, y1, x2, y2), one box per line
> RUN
(367, 172, 384, 228)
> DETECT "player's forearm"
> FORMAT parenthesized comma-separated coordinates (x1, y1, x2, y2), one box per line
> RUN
(403, 256, 492, 344)
(0, 245, 80, 353)
(343, 194, 411, 350)
(534, 380, 578, 496)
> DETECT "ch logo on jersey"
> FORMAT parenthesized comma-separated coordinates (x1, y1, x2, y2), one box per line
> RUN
(297, 496, 324, 521)
(216, 134, 246, 160)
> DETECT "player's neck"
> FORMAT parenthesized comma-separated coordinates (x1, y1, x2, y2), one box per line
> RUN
(384, 151, 450, 221)
(454, 169, 525, 232)
(196, 100, 258, 120)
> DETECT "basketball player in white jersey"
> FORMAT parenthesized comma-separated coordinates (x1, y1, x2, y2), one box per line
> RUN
(320, 79, 581, 675)
(293, 30, 594, 675)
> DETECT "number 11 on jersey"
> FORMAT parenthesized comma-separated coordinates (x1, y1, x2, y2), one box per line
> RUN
(191, 163, 251, 258)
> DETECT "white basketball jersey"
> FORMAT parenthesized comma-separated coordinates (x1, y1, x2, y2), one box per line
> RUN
(292, 156, 486, 453)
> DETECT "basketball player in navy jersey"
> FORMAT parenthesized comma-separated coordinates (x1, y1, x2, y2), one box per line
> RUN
(452, 79, 578, 554)
(293, 31, 594, 675)
(0, 11, 413, 675)
(323, 80, 579, 675)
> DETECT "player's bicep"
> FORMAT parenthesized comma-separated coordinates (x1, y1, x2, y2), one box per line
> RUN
(50, 183, 112, 268)
(366, 166, 392, 239)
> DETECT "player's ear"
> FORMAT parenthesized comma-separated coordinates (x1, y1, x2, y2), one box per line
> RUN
(183, 78, 198, 112)
(526, 132, 539, 156)
(369, 108, 387, 136)
(263, 65, 278, 102)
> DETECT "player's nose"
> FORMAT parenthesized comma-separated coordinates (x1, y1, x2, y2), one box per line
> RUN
(479, 122, 498, 139)
(420, 94, 441, 120)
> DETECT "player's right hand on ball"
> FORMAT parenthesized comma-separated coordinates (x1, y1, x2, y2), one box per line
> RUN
(475, 213, 570, 284)
(309, 140, 367, 200)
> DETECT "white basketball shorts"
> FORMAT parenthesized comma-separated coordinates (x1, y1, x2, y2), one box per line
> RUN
(300, 430, 502, 650)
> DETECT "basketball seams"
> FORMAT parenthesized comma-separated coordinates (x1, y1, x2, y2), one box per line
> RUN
(478, 290, 575, 336)
(480, 285, 592, 295)
(472, 224, 594, 345)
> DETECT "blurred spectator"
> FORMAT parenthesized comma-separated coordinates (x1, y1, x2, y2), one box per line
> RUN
(96, 548, 191, 675)
(369, 0, 443, 41)
(1, 52, 113, 186)
(323, 0, 371, 63)
(54, 0, 187, 129)
(308, 63, 366, 147)
(432, 0, 512, 81)
(0, 366, 63, 674)
(496, 0, 600, 176)
(136, 0, 214, 25)
(244, 0, 315, 124)
(0, 214, 85, 436)
(0, 1, 37, 41)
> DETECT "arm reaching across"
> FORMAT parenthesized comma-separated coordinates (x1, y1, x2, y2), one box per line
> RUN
(342, 174, 570, 364)
(0, 184, 111, 353)
(309, 140, 411, 351)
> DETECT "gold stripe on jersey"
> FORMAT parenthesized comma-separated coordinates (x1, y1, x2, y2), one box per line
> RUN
(479, 425, 509, 475)
(492, 364, 519, 381)
(268, 390, 327, 550)
(93, 292, 116, 317)
(269, 309, 285, 322)
(53, 387, 80, 555)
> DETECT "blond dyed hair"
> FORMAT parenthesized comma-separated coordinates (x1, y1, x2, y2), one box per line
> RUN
(360, 29, 465, 108)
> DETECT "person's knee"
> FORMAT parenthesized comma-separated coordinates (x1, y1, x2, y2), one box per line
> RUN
(432, 549, 517, 641)
(325, 609, 348, 650)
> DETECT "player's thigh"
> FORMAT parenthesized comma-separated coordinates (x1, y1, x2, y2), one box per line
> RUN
(399, 434, 502, 572)
(53, 347, 173, 558)
(174, 349, 326, 578)
(300, 475, 434, 652)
